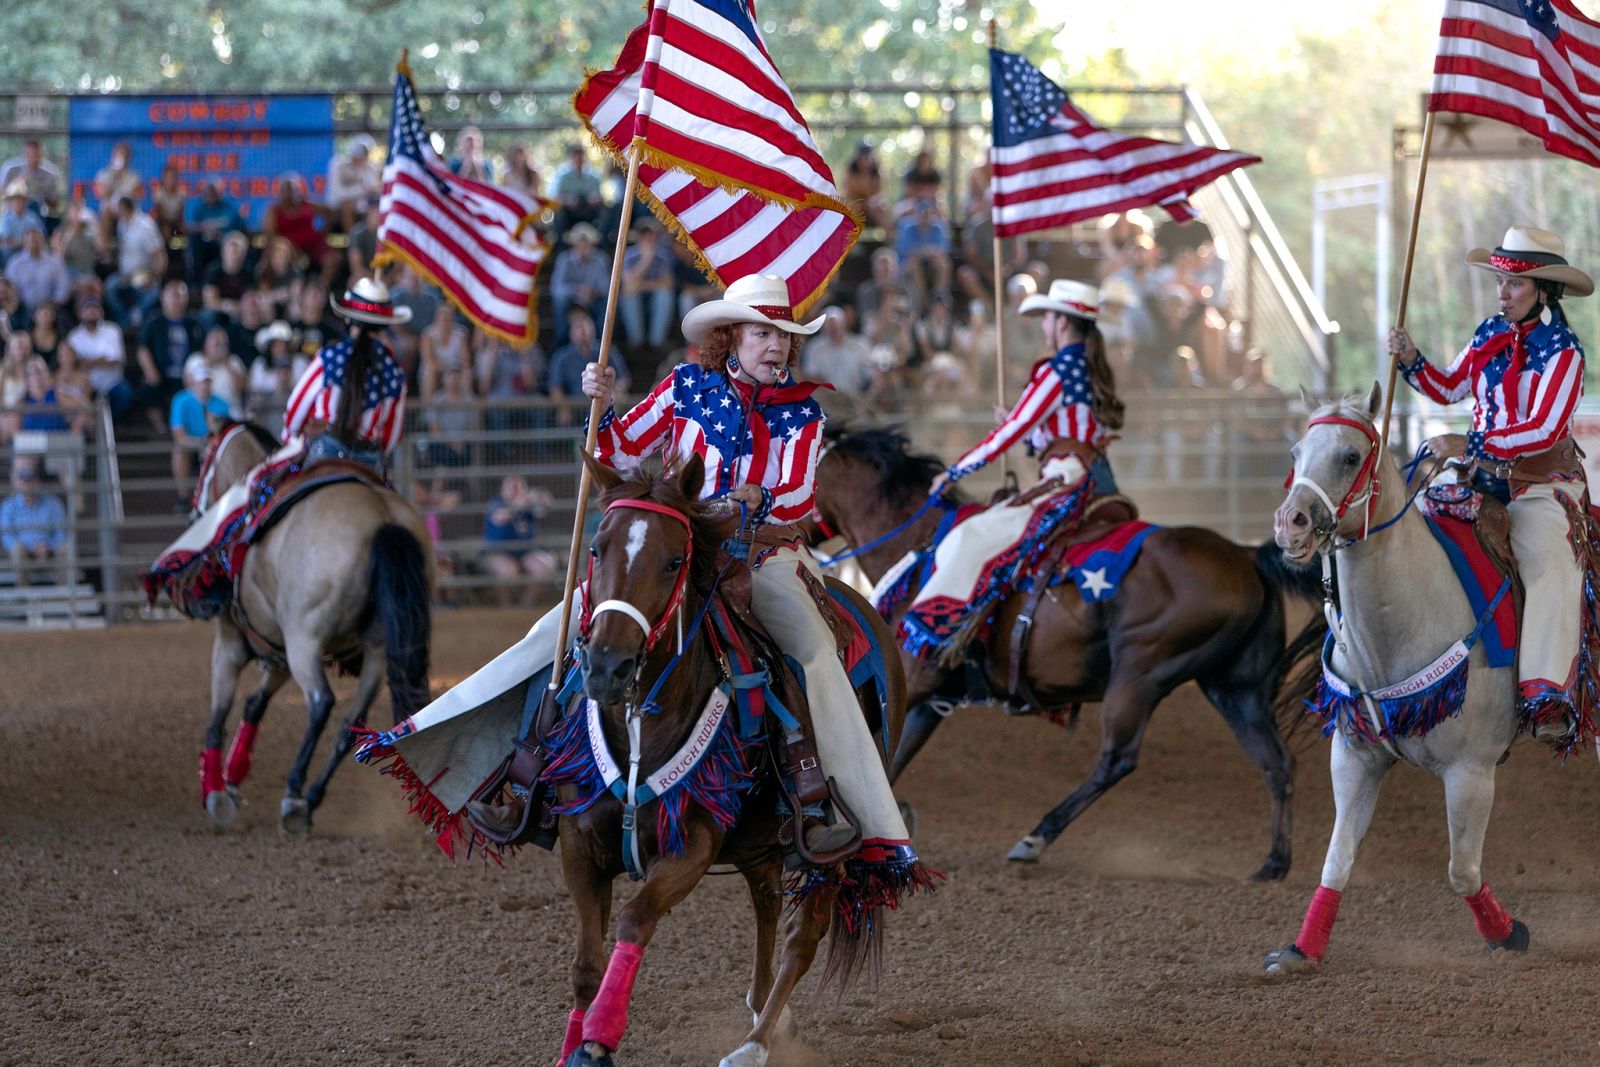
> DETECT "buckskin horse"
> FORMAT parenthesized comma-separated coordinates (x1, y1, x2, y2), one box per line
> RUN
(551, 454, 918, 1067)
(1264, 389, 1600, 971)
(179, 423, 434, 832)
(813, 427, 1324, 880)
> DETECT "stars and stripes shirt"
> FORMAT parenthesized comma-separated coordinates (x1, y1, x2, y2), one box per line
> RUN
(949, 342, 1104, 479)
(1400, 314, 1585, 461)
(594, 363, 826, 524)
(282, 336, 408, 454)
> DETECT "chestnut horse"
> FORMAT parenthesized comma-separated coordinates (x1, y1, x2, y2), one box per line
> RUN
(814, 428, 1323, 880)
(189, 424, 434, 831)
(558, 454, 908, 1067)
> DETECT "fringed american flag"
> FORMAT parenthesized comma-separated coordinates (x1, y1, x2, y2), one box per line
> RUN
(378, 63, 549, 342)
(989, 48, 1259, 238)
(1430, 0, 1600, 168)
(574, 0, 861, 315)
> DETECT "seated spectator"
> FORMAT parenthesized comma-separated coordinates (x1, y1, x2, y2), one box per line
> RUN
(842, 141, 891, 231)
(856, 247, 914, 333)
(475, 333, 544, 438)
(895, 197, 953, 305)
(0, 278, 29, 334)
(136, 280, 203, 433)
(0, 140, 65, 225)
(549, 222, 609, 345)
(501, 142, 543, 201)
(169, 361, 228, 508)
(104, 197, 167, 328)
(346, 199, 382, 281)
(911, 292, 956, 369)
(51, 342, 93, 432)
(960, 162, 992, 222)
(409, 479, 461, 602)
(671, 239, 718, 320)
(619, 221, 675, 351)
(186, 326, 249, 419)
(254, 235, 303, 321)
(289, 279, 339, 364)
(248, 320, 303, 406)
(423, 363, 476, 469)
(387, 266, 441, 384)
(326, 134, 380, 231)
(19, 356, 73, 435)
(549, 143, 603, 244)
(151, 162, 188, 246)
(896, 148, 943, 219)
(482, 474, 556, 606)
(1153, 219, 1227, 310)
(65, 297, 131, 419)
(1, 182, 46, 266)
(29, 302, 63, 368)
(261, 173, 334, 281)
(185, 180, 244, 281)
(800, 306, 875, 394)
(92, 141, 141, 245)
(226, 290, 269, 367)
(0, 333, 31, 436)
(53, 199, 100, 291)
(418, 303, 472, 401)
(449, 126, 493, 183)
(200, 231, 252, 329)
(1, 459, 67, 585)
(546, 305, 626, 426)
(5, 228, 69, 312)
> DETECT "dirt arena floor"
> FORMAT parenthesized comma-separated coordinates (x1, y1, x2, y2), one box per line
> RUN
(5, 607, 1600, 1066)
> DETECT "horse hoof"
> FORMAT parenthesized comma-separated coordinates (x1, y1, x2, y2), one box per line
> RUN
(1489, 919, 1530, 953)
(1006, 834, 1046, 863)
(563, 1042, 614, 1067)
(225, 782, 242, 805)
(1248, 857, 1290, 883)
(898, 800, 919, 841)
(279, 796, 312, 834)
(1263, 943, 1317, 975)
(204, 789, 237, 828)
(719, 1041, 769, 1067)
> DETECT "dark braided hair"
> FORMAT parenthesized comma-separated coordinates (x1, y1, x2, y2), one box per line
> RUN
(332, 323, 374, 443)
(1534, 278, 1569, 326)
(1067, 313, 1124, 431)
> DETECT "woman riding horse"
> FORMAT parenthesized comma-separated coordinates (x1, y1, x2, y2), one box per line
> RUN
(1388, 225, 1591, 747)
(903, 277, 1124, 657)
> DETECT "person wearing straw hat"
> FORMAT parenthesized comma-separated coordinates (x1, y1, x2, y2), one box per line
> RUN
(900, 278, 1126, 661)
(1388, 225, 1592, 747)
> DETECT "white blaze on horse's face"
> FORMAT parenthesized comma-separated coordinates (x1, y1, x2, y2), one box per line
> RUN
(1275, 419, 1371, 562)
(624, 518, 648, 574)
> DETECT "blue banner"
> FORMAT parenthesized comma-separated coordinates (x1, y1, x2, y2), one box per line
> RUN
(68, 95, 335, 222)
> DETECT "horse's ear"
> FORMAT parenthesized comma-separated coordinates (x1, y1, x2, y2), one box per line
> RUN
(1366, 381, 1383, 417)
(676, 453, 706, 500)
(580, 449, 623, 495)
(1297, 385, 1313, 411)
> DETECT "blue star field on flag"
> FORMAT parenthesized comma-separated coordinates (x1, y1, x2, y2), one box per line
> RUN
(991, 49, 1071, 148)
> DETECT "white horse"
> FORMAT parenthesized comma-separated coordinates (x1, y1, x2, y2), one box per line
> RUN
(1265, 387, 1528, 971)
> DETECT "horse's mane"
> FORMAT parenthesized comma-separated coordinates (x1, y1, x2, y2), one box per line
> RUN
(1306, 397, 1376, 426)
(234, 420, 281, 455)
(824, 425, 966, 508)
(596, 467, 736, 596)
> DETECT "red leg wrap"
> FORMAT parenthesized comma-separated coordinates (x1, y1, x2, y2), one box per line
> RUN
(225, 720, 260, 786)
(1465, 883, 1514, 943)
(556, 1009, 585, 1066)
(581, 941, 643, 1051)
(199, 747, 224, 803)
(1295, 885, 1343, 961)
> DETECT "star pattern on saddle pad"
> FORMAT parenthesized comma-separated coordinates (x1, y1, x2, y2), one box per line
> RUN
(1078, 567, 1113, 599)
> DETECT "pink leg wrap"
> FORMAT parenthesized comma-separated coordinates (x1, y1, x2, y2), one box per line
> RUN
(556, 1009, 585, 1066)
(1465, 883, 1514, 943)
(581, 941, 643, 1051)
(225, 720, 260, 786)
(1295, 885, 1343, 961)
(199, 747, 224, 802)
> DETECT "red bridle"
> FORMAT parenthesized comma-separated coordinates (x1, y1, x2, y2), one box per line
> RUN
(580, 497, 695, 652)
(1285, 414, 1383, 538)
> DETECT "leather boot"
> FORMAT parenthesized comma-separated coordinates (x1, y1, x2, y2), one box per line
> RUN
(467, 794, 527, 838)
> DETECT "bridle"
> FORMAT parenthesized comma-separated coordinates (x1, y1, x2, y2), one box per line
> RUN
(1286, 414, 1384, 546)
(580, 497, 694, 655)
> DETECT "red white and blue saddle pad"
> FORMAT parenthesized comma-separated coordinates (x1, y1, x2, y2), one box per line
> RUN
(1420, 491, 1516, 670)
(1038, 520, 1157, 601)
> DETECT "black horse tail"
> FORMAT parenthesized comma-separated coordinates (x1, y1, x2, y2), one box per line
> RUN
(1253, 540, 1328, 749)
(367, 524, 432, 722)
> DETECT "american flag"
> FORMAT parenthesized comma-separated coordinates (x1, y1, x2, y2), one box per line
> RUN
(283, 337, 408, 454)
(378, 64, 549, 343)
(574, 3, 860, 315)
(1430, 0, 1600, 168)
(989, 48, 1259, 238)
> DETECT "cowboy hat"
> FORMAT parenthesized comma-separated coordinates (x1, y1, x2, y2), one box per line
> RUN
(254, 320, 294, 351)
(564, 222, 601, 245)
(329, 277, 413, 326)
(1466, 225, 1593, 297)
(3, 180, 28, 199)
(681, 274, 824, 345)
(1019, 278, 1102, 321)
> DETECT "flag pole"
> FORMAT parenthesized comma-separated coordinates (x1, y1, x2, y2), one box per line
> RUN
(988, 19, 1010, 482)
(550, 139, 646, 688)
(1376, 111, 1436, 465)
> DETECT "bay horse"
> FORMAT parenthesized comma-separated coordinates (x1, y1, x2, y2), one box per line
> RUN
(1263, 388, 1579, 969)
(191, 424, 435, 832)
(814, 428, 1324, 881)
(557, 453, 910, 1067)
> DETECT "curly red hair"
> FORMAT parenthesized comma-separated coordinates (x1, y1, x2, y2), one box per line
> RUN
(693, 322, 804, 372)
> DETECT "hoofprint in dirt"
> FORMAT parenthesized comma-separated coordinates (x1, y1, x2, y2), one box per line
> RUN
(3, 608, 1599, 1066)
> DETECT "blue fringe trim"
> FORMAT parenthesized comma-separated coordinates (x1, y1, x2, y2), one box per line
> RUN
(1307, 654, 1470, 743)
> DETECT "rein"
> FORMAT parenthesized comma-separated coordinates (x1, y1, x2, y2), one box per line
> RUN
(816, 492, 952, 568)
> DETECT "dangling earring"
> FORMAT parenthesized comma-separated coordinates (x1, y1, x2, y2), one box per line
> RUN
(1540, 301, 1553, 326)
(776, 362, 791, 384)
(726, 355, 741, 379)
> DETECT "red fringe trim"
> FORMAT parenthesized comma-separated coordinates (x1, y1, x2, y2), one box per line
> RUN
(349, 727, 505, 866)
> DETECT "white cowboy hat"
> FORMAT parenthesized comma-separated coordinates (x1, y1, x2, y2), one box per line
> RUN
(681, 274, 825, 345)
(3, 180, 28, 199)
(329, 277, 413, 326)
(564, 222, 601, 245)
(254, 320, 294, 351)
(1466, 225, 1593, 298)
(1019, 278, 1102, 321)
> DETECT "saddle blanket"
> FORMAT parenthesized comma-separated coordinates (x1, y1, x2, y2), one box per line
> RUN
(1420, 507, 1517, 670)
(1047, 520, 1156, 601)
